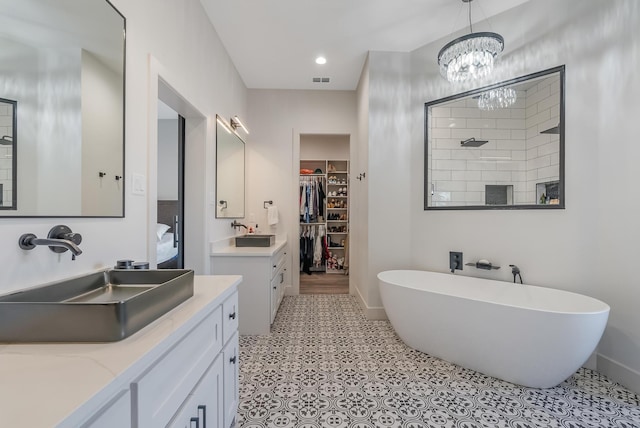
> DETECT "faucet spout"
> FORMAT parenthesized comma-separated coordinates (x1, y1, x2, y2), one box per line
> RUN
(30, 238, 83, 257)
(231, 220, 248, 231)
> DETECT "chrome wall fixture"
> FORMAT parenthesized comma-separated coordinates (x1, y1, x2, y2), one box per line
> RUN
(437, 0, 504, 83)
(230, 115, 249, 134)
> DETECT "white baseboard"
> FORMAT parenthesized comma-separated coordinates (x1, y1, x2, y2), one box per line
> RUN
(597, 353, 640, 394)
(353, 286, 387, 320)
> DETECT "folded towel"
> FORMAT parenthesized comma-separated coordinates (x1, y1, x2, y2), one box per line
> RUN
(267, 205, 279, 225)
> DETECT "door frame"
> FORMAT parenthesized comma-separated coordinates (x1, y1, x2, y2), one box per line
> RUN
(147, 55, 208, 272)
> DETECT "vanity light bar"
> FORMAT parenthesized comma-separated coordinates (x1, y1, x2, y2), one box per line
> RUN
(216, 116, 233, 134)
(230, 115, 249, 134)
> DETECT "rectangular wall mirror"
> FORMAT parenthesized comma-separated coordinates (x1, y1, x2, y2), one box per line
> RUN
(0, 97, 17, 210)
(0, 0, 125, 217)
(425, 66, 565, 210)
(215, 116, 245, 219)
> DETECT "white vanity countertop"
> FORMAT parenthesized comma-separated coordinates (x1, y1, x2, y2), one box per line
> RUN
(211, 238, 287, 257)
(0, 275, 242, 428)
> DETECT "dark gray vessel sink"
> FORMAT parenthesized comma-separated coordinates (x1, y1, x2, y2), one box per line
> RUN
(0, 269, 194, 342)
(235, 234, 275, 247)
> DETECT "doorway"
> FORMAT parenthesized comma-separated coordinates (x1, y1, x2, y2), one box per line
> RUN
(298, 134, 350, 295)
(156, 100, 185, 269)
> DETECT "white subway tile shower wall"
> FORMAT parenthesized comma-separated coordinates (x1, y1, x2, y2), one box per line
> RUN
(430, 94, 527, 207)
(430, 76, 560, 207)
(0, 105, 12, 207)
(525, 76, 561, 203)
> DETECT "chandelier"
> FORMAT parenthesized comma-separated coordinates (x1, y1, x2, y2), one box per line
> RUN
(477, 87, 517, 110)
(437, 0, 504, 83)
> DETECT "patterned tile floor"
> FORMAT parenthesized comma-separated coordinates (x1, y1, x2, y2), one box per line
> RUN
(238, 295, 640, 428)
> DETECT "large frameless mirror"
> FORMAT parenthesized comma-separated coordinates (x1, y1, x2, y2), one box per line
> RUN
(425, 66, 565, 210)
(0, 0, 125, 217)
(215, 116, 245, 219)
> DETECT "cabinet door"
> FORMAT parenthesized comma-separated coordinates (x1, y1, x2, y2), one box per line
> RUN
(270, 265, 284, 324)
(223, 332, 239, 428)
(167, 356, 224, 428)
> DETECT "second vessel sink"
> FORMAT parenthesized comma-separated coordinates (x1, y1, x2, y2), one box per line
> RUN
(0, 269, 194, 342)
(235, 234, 275, 247)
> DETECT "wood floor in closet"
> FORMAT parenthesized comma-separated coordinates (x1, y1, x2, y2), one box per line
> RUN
(299, 272, 348, 294)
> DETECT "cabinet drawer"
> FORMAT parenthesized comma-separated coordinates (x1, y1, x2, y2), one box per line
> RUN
(222, 291, 238, 344)
(135, 306, 222, 428)
(271, 246, 286, 279)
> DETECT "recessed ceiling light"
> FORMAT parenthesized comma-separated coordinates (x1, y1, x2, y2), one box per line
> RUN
(315, 56, 327, 65)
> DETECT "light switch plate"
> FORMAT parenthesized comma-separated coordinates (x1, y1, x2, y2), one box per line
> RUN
(132, 173, 146, 195)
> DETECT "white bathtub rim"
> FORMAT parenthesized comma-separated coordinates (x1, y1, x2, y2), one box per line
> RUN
(377, 269, 610, 316)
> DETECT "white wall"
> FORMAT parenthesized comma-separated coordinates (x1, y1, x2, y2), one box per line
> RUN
(385, 0, 639, 391)
(246, 89, 357, 293)
(353, 56, 370, 305)
(0, 0, 247, 294)
(362, 51, 413, 314)
(300, 134, 349, 160)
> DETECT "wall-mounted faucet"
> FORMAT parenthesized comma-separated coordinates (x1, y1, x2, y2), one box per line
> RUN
(19, 225, 83, 260)
(231, 220, 248, 231)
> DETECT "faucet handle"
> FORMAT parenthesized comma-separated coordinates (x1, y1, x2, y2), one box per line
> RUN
(60, 232, 82, 245)
(47, 225, 80, 254)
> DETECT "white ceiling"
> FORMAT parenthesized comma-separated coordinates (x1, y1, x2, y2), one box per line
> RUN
(199, 0, 530, 91)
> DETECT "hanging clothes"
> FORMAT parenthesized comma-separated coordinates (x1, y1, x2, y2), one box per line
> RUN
(299, 176, 326, 223)
(313, 225, 324, 267)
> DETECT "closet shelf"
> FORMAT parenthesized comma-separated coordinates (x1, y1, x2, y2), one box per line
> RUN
(327, 208, 347, 210)
(300, 222, 325, 225)
(327, 232, 348, 235)
(327, 220, 347, 223)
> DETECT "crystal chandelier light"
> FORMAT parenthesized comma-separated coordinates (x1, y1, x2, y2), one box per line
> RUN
(437, 0, 504, 83)
(477, 87, 517, 110)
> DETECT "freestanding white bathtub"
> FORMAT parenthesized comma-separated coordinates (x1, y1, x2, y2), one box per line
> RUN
(378, 270, 610, 388)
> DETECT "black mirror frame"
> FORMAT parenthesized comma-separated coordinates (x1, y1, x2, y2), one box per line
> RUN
(424, 65, 565, 211)
(0, 97, 17, 211)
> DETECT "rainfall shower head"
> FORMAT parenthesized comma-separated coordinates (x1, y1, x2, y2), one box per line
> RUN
(0, 135, 13, 145)
(460, 137, 488, 147)
(540, 125, 560, 134)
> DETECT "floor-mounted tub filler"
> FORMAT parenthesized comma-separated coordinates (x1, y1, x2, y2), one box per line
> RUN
(378, 270, 610, 388)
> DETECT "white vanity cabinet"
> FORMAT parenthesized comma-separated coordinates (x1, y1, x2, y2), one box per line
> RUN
(0, 276, 241, 428)
(140, 290, 239, 428)
(211, 240, 288, 335)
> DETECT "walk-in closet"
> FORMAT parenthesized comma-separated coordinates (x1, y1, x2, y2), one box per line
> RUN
(299, 134, 350, 294)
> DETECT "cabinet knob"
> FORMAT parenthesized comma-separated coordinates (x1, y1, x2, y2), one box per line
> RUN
(273, 264, 277, 268)
(273, 286, 277, 290)
(230, 355, 237, 364)
(229, 312, 236, 320)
